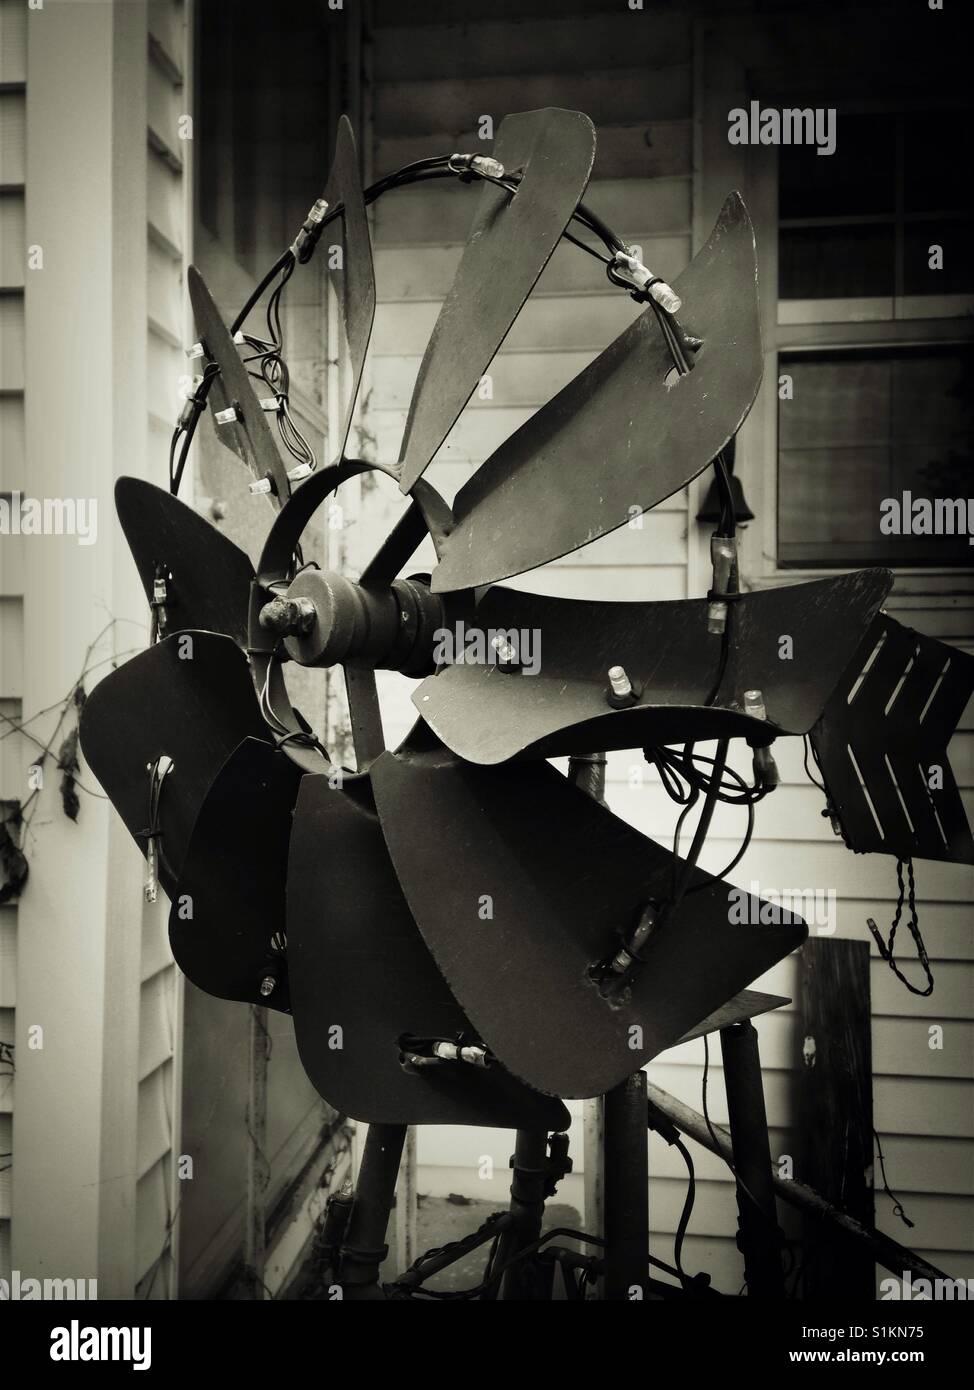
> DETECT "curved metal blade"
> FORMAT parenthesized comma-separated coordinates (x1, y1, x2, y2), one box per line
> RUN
(676, 990, 791, 1047)
(324, 114, 376, 461)
(429, 192, 762, 593)
(169, 738, 302, 1012)
(288, 772, 569, 1127)
(116, 477, 254, 646)
(188, 265, 292, 504)
(370, 748, 806, 1098)
(79, 633, 268, 896)
(398, 108, 596, 493)
(811, 614, 974, 864)
(413, 570, 892, 764)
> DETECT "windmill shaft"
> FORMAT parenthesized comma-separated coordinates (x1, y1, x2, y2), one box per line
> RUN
(275, 569, 447, 676)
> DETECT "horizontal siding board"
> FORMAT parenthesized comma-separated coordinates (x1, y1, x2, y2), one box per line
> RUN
(141, 907, 174, 983)
(504, 563, 686, 602)
(0, 906, 15, 1007)
(0, 192, 24, 287)
(147, 327, 182, 421)
(688, 840, 974, 904)
(147, 235, 182, 340)
(374, 0, 628, 22)
(135, 1153, 171, 1288)
(137, 1059, 173, 1180)
(0, 295, 24, 390)
(147, 147, 183, 252)
(0, 91, 25, 185)
(0, 0, 27, 85)
(605, 781, 974, 846)
(376, 120, 693, 183)
(0, 526, 22, 596)
(875, 1076, 973, 1139)
(0, 1005, 13, 1113)
(659, 1009, 972, 1080)
(374, 66, 692, 136)
(373, 293, 643, 355)
(138, 967, 174, 1082)
(0, 394, 24, 491)
(0, 1113, 10, 1218)
(373, 175, 691, 245)
(374, 14, 691, 81)
(0, 596, 24, 697)
(374, 231, 690, 304)
(608, 731, 974, 793)
(148, 0, 184, 79)
(147, 57, 181, 156)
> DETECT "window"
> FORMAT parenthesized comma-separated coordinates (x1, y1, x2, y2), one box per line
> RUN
(778, 110, 974, 321)
(778, 345, 974, 568)
(775, 107, 973, 570)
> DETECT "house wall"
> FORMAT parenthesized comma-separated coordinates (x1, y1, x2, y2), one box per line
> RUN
(348, 0, 974, 1294)
(1, 0, 191, 1297)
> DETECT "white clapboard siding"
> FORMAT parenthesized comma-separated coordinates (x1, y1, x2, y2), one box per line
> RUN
(132, 2, 188, 1297)
(0, 0, 26, 1285)
(0, 395, 24, 492)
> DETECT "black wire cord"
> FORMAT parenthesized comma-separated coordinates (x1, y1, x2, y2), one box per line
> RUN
(866, 858, 934, 997)
(165, 150, 660, 499)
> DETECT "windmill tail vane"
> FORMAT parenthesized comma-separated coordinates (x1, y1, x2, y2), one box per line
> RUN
(79, 109, 973, 1298)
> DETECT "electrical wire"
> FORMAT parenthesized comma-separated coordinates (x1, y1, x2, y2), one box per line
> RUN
(166, 149, 654, 499)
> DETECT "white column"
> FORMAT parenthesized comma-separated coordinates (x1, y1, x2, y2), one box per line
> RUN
(13, 0, 148, 1294)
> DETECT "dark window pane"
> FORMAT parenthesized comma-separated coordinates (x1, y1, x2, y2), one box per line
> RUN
(778, 347, 974, 567)
(904, 218, 974, 295)
(779, 224, 894, 299)
(904, 109, 974, 214)
(778, 113, 896, 219)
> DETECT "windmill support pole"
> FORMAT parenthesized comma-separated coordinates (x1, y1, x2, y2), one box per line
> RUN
(719, 1021, 785, 1297)
(603, 1070, 650, 1301)
(340, 1123, 406, 1299)
(243, 1004, 269, 1299)
(494, 1129, 551, 1300)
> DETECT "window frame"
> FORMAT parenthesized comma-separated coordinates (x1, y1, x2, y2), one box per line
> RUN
(692, 27, 974, 598)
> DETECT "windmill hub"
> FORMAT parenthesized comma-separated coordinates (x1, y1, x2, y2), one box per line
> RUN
(265, 567, 446, 676)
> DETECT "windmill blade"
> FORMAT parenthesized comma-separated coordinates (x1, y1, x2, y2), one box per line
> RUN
(79, 633, 269, 896)
(116, 477, 254, 645)
(323, 114, 376, 462)
(674, 989, 791, 1047)
(413, 570, 892, 764)
(188, 264, 292, 504)
(429, 192, 762, 593)
(370, 747, 806, 1099)
(287, 771, 569, 1128)
(169, 738, 302, 1013)
(398, 107, 596, 494)
(811, 615, 974, 864)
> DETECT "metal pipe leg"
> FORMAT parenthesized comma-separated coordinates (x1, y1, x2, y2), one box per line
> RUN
(719, 1021, 785, 1298)
(339, 1123, 406, 1299)
(603, 1070, 650, 1301)
(494, 1129, 550, 1300)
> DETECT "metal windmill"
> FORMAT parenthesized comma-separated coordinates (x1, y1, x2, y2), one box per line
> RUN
(81, 111, 974, 1300)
